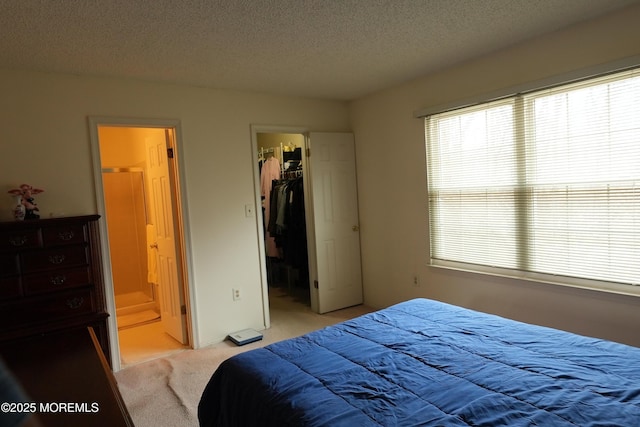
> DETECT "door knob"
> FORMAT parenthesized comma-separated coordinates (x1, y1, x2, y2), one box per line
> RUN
(352, 225, 360, 232)
(150, 242, 158, 249)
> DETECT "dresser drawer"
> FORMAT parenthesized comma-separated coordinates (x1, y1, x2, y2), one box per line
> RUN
(0, 289, 96, 325)
(0, 277, 22, 300)
(0, 215, 108, 366)
(23, 266, 92, 295)
(0, 229, 42, 252)
(0, 253, 19, 276)
(21, 245, 88, 273)
(42, 224, 87, 247)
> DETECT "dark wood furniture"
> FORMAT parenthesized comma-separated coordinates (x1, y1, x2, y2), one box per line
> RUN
(0, 215, 111, 365)
(0, 327, 133, 427)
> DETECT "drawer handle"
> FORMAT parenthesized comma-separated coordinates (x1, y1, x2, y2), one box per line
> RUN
(9, 235, 28, 247)
(58, 230, 75, 241)
(66, 297, 84, 309)
(48, 254, 66, 264)
(50, 275, 67, 285)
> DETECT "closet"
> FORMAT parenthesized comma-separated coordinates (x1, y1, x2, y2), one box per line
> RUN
(258, 133, 309, 303)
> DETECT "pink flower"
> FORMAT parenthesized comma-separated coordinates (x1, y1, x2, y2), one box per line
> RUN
(8, 184, 44, 198)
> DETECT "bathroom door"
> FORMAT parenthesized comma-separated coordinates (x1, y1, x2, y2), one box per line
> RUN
(146, 132, 188, 344)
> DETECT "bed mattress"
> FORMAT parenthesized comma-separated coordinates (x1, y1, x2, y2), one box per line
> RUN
(199, 298, 640, 426)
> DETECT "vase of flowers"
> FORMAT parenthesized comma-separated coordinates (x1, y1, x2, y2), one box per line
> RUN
(12, 196, 25, 221)
(8, 184, 44, 220)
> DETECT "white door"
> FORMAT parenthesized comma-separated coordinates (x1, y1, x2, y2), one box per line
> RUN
(308, 132, 363, 313)
(146, 132, 188, 344)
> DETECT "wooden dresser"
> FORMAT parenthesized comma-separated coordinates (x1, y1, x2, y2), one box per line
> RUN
(0, 215, 111, 365)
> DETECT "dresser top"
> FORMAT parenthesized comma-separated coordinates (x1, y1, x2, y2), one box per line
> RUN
(0, 214, 100, 229)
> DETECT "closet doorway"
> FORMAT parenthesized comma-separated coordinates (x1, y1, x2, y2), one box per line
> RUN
(90, 119, 192, 370)
(256, 131, 311, 310)
(252, 127, 364, 327)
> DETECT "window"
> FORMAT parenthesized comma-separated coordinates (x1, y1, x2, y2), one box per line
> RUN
(426, 68, 640, 292)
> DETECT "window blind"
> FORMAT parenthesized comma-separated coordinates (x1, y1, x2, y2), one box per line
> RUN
(426, 68, 640, 289)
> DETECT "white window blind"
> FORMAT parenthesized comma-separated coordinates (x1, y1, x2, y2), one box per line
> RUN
(426, 68, 640, 289)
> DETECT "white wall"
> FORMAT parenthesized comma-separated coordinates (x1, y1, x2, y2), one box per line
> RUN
(350, 4, 640, 347)
(0, 70, 349, 349)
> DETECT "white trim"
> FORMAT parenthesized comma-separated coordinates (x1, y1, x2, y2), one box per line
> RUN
(302, 133, 319, 313)
(88, 116, 196, 371)
(414, 55, 640, 118)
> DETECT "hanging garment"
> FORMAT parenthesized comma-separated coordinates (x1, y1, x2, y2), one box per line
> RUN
(275, 183, 288, 234)
(285, 177, 308, 276)
(268, 180, 284, 243)
(260, 156, 281, 257)
(268, 177, 309, 287)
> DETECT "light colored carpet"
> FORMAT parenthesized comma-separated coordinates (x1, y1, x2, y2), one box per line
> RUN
(114, 289, 373, 427)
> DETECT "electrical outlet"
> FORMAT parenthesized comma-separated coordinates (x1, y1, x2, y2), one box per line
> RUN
(232, 288, 241, 301)
(412, 275, 420, 287)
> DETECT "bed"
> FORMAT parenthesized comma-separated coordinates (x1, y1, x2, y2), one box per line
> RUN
(198, 298, 640, 426)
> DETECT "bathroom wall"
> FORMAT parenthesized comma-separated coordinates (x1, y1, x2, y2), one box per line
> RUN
(99, 127, 156, 302)
(102, 170, 149, 300)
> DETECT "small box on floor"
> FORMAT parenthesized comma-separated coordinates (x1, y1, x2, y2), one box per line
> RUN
(228, 329, 263, 346)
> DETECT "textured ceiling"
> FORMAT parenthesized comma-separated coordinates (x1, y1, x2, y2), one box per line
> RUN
(1, 0, 638, 100)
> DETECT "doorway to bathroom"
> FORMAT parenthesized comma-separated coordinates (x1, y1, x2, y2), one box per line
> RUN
(93, 122, 191, 369)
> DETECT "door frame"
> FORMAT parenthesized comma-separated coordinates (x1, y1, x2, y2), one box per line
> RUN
(88, 116, 196, 372)
(250, 125, 321, 324)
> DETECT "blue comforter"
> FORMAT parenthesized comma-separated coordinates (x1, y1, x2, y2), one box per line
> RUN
(198, 298, 640, 426)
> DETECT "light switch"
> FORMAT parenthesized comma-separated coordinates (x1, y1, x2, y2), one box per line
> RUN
(245, 204, 255, 217)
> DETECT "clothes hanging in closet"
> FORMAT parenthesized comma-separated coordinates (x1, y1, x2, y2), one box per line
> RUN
(267, 177, 308, 285)
(260, 156, 281, 257)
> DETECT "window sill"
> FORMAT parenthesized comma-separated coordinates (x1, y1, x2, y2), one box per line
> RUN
(430, 259, 640, 298)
